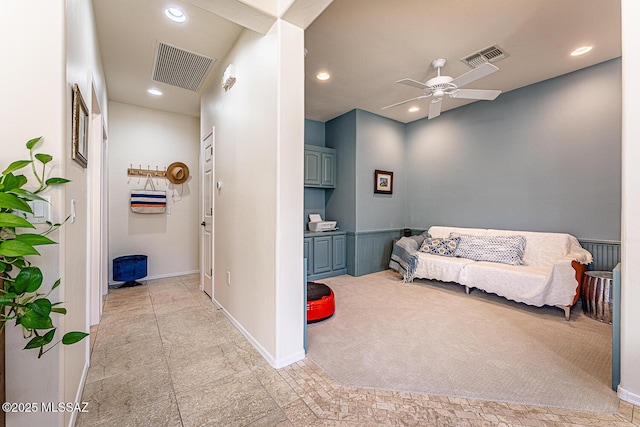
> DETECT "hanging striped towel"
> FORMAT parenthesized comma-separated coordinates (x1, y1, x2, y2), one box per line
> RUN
(131, 175, 166, 214)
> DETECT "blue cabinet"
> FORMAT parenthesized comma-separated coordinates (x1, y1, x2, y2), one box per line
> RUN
(304, 149, 322, 186)
(313, 236, 332, 274)
(321, 152, 335, 187)
(332, 234, 346, 270)
(304, 145, 335, 188)
(303, 237, 313, 276)
(305, 231, 347, 281)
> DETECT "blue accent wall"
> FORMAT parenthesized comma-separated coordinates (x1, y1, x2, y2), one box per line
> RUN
(305, 119, 325, 147)
(405, 59, 621, 241)
(325, 110, 357, 231)
(355, 110, 406, 232)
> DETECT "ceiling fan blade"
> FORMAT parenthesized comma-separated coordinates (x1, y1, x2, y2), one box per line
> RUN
(396, 78, 428, 89)
(428, 98, 442, 119)
(450, 63, 499, 88)
(451, 88, 502, 100)
(382, 95, 429, 110)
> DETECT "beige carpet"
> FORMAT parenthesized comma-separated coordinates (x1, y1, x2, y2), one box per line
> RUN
(306, 270, 619, 413)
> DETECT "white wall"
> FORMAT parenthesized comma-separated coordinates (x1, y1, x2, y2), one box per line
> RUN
(65, 1, 109, 426)
(108, 102, 200, 281)
(201, 20, 304, 367)
(274, 20, 305, 364)
(1, 1, 107, 426)
(620, 0, 640, 405)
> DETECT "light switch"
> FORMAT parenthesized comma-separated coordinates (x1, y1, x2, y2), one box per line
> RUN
(33, 200, 45, 218)
(26, 196, 51, 224)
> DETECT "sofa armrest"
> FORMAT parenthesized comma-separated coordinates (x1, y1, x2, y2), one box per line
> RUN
(551, 256, 586, 307)
(571, 260, 587, 307)
(568, 236, 593, 265)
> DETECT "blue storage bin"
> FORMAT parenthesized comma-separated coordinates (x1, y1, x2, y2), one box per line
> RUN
(113, 255, 147, 287)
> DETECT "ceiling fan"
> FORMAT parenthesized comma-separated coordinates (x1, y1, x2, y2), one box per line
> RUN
(382, 58, 502, 119)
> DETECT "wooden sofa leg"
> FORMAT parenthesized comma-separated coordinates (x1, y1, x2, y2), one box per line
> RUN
(465, 286, 471, 295)
(561, 305, 571, 321)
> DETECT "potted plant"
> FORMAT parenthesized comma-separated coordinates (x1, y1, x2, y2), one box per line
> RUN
(0, 137, 89, 404)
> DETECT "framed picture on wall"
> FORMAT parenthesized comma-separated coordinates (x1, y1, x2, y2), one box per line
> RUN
(374, 170, 393, 194)
(72, 83, 88, 168)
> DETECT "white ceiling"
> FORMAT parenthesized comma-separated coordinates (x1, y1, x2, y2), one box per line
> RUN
(92, 0, 244, 117)
(93, 0, 621, 123)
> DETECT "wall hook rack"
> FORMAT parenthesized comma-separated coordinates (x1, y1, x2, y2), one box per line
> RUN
(127, 165, 167, 178)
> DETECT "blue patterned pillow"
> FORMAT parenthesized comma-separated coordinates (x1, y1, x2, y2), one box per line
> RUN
(449, 233, 526, 265)
(419, 237, 460, 257)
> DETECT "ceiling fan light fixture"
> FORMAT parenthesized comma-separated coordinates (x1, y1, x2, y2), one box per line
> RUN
(164, 7, 187, 23)
(382, 58, 501, 118)
(571, 46, 592, 56)
(316, 71, 331, 81)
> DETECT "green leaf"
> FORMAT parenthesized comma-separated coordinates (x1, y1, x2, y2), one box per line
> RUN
(0, 261, 6, 273)
(15, 234, 56, 246)
(45, 177, 71, 186)
(24, 329, 56, 350)
(51, 278, 61, 290)
(0, 173, 26, 192)
(0, 292, 17, 306)
(14, 267, 43, 293)
(19, 309, 53, 330)
(1, 160, 32, 176)
(50, 307, 67, 315)
(26, 137, 42, 150)
(62, 331, 89, 345)
(0, 192, 32, 213)
(0, 240, 40, 257)
(11, 258, 27, 269)
(34, 153, 53, 165)
(0, 212, 36, 228)
(8, 188, 46, 202)
(27, 298, 52, 318)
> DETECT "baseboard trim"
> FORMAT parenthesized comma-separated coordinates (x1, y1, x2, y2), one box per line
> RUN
(618, 386, 640, 405)
(273, 350, 306, 369)
(108, 269, 199, 286)
(212, 298, 304, 369)
(69, 360, 90, 427)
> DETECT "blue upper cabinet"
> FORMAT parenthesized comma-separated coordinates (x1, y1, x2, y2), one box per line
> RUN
(321, 152, 335, 187)
(304, 145, 335, 188)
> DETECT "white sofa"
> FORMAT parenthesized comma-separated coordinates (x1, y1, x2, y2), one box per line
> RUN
(392, 226, 592, 319)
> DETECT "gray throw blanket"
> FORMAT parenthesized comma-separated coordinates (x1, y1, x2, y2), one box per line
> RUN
(389, 235, 425, 282)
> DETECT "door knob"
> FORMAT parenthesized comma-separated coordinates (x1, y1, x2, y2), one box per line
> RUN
(201, 221, 206, 226)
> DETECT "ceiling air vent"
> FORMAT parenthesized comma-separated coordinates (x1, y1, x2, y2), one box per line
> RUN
(152, 41, 216, 92)
(461, 45, 509, 68)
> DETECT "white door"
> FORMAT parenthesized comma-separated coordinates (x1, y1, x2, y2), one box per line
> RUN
(201, 130, 214, 298)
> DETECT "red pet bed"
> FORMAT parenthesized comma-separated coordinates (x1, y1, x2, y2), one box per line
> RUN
(307, 282, 335, 323)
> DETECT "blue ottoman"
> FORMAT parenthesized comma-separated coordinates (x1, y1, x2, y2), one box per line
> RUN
(113, 255, 147, 287)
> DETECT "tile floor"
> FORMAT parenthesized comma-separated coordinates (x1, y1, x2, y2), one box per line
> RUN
(77, 274, 639, 426)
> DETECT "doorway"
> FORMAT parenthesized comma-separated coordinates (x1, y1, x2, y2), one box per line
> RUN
(200, 130, 214, 297)
(89, 81, 107, 326)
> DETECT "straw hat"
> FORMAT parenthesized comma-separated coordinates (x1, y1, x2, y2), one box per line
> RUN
(166, 162, 189, 184)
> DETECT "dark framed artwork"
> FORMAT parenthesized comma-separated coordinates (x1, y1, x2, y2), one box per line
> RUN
(374, 170, 393, 194)
(72, 83, 88, 168)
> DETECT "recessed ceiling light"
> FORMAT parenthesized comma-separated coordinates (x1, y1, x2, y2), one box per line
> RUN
(571, 46, 593, 56)
(316, 72, 331, 81)
(408, 106, 420, 113)
(164, 7, 187, 23)
(148, 88, 163, 96)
